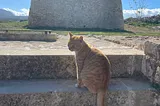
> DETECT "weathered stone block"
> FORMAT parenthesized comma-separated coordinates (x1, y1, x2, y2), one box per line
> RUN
(0, 55, 143, 80)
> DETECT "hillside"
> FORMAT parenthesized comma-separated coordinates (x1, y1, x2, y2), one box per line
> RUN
(0, 9, 28, 21)
(124, 15, 160, 28)
(0, 9, 14, 19)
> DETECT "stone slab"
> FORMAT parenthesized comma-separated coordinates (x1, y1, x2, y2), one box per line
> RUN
(0, 78, 157, 106)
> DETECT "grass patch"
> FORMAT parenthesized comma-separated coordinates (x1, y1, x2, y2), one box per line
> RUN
(0, 20, 159, 36)
(0, 21, 28, 30)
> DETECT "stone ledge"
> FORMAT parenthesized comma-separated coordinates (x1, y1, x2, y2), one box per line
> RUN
(0, 79, 155, 94)
(0, 78, 157, 106)
(0, 33, 57, 42)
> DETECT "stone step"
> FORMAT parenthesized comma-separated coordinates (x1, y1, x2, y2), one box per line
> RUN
(0, 49, 144, 80)
(0, 78, 157, 106)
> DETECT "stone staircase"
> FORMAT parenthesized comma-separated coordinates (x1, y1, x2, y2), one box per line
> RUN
(0, 36, 159, 106)
(0, 48, 158, 106)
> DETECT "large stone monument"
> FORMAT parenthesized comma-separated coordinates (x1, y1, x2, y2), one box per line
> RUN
(28, 0, 124, 30)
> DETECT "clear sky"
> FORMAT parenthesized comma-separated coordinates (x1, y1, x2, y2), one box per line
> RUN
(0, 0, 30, 11)
(0, 0, 160, 18)
(122, 0, 160, 9)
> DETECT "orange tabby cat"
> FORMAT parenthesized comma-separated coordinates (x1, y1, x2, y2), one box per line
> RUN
(68, 32, 111, 106)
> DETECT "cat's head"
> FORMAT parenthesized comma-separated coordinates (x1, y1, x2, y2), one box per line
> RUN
(68, 32, 83, 52)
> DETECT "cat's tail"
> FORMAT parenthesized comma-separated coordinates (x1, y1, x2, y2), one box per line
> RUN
(97, 89, 106, 106)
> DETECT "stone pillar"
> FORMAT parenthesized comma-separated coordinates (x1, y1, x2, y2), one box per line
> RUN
(28, 0, 124, 30)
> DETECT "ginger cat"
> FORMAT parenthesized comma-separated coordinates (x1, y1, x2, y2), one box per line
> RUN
(68, 32, 111, 106)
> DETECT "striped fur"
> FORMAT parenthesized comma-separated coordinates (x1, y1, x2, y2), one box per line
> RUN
(68, 32, 111, 106)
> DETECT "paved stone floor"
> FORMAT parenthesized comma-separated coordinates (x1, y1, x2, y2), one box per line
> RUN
(0, 35, 144, 55)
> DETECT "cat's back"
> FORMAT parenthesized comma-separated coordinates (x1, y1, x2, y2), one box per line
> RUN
(88, 47, 109, 63)
(81, 47, 110, 90)
(83, 47, 110, 72)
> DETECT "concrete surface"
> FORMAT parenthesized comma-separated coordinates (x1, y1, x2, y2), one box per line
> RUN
(0, 78, 157, 106)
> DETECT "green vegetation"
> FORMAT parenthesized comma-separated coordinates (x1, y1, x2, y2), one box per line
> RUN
(125, 15, 160, 28)
(0, 20, 28, 30)
(0, 20, 159, 36)
(126, 21, 160, 27)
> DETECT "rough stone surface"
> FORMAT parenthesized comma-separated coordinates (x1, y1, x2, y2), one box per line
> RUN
(28, 0, 124, 30)
(144, 41, 160, 60)
(0, 56, 76, 80)
(0, 79, 157, 106)
(0, 55, 144, 80)
(109, 55, 143, 78)
(141, 56, 157, 82)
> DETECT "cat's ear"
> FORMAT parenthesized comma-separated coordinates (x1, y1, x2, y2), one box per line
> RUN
(80, 36, 83, 42)
(68, 32, 73, 38)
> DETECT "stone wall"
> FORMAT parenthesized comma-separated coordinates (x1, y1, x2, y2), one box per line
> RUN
(28, 0, 124, 30)
(142, 41, 160, 89)
(0, 55, 143, 80)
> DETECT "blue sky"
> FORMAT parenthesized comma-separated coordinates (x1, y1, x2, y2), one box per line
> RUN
(0, 0, 160, 18)
(0, 0, 30, 11)
(122, 0, 160, 9)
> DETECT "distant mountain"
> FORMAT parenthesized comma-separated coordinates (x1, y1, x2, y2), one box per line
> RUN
(0, 9, 28, 21)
